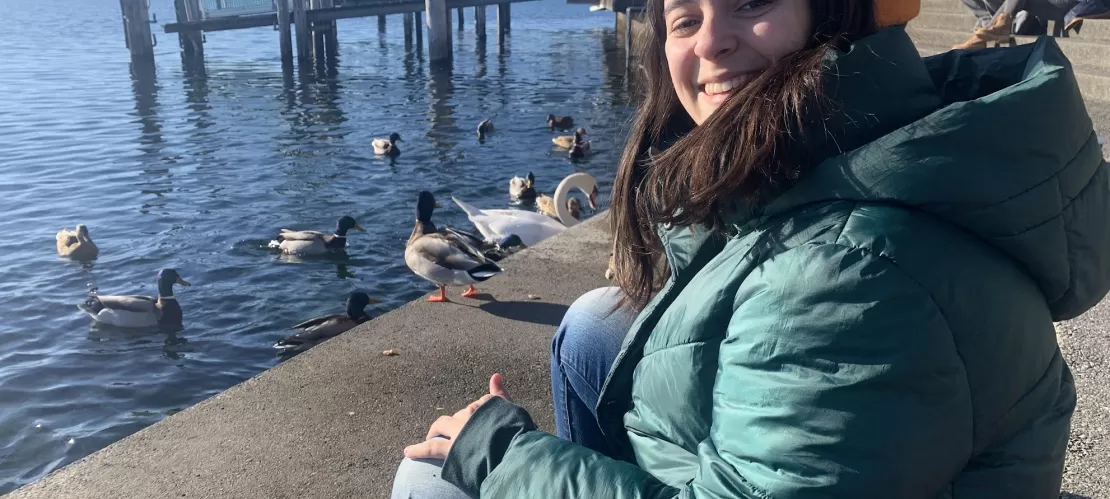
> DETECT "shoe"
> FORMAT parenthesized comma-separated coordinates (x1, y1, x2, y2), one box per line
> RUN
(953, 32, 990, 50)
(973, 11, 1014, 41)
(1066, 0, 1110, 32)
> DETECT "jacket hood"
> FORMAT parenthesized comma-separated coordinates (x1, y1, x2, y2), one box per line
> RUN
(747, 27, 1109, 320)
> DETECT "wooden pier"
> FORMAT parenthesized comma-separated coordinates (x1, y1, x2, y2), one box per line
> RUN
(119, 0, 534, 67)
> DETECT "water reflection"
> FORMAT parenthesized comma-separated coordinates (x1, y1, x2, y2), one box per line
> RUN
(130, 60, 173, 216)
(130, 61, 163, 153)
(427, 62, 457, 161)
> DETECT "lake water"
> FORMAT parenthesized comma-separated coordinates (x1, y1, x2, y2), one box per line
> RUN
(0, 0, 632, 492)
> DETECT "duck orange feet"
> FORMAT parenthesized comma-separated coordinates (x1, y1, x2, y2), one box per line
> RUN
(427, 286, 449, 303)
(461, 285, 479, 298)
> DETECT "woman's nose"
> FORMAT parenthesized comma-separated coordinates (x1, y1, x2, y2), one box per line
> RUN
(693, 13, 737, 61)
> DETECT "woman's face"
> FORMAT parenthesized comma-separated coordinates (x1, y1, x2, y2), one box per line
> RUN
(663, 0, 812, 125)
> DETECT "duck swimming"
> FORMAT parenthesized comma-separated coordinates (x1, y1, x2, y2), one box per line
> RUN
(274, 291, 379, 353)
(509, 172, 538, 201)
(405, 191, 503, 302)
(477, 119, 495, 141)
(537, 195, 582, 221)
(546, 115, 574, 131)
(552, 128, 588, 150)
(79, 269, 191, 328)
(373, 132, 403, 156)
(569, 129, 591, 158)
(56, 224, 99, 260)
(268, 216, 365, 255)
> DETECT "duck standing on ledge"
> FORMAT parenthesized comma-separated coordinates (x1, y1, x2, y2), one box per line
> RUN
(274, 291, 379, 353)
(79, 269, 191, 328)
(269, 216, 365, 255)
(56, 224, 99, 260)
(405, 191, 503, 302)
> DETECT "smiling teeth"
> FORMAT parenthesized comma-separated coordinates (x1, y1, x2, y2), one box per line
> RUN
(704, 76, 746, 95)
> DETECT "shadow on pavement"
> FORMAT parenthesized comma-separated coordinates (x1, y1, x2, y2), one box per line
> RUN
(479, 300, 570, 327)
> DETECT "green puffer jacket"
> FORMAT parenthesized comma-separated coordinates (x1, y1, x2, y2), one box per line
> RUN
(441, 27, 1110, 498)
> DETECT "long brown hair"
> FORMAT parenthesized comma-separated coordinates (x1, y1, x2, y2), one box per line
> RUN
(611, 0, 878, 310)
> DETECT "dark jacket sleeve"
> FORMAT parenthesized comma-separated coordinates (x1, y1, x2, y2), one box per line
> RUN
(444, 243, 973, 498)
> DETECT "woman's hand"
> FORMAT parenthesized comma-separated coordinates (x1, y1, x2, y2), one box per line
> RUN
(403, 373, 512, 460)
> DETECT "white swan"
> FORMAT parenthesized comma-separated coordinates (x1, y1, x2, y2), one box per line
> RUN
(452, 172, 598, 247)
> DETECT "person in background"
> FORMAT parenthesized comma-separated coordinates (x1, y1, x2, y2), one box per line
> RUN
(955, 0, 1077, 49)
(392, 0, 1109, 496)
(1065, 0, 1110, 31)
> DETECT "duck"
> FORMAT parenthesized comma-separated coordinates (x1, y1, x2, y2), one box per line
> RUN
(274, 291, 379, 353)
(508, 172, 538, 201)
(537, 195, 582, 221)
(372, 132, 403, 156)
(268, 216, 365, 255)
(569, 130, 591, 158)
(406, 191, 503, 302)
(546, 114, 574, 131)
(56, 224, 99, 260)
(552, 128, 588, 150)
(78, 269, 191, 328)
(452, 172, 599, 247)
(440, 227, 527, 262)
(477, 119, 495, 140)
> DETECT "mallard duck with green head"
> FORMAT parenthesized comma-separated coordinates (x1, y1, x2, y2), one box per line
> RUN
(405, 191, 503, 302)
(268, 216, 365, 255)
(373, 132, 403, 156)
(274, 291, 380, 353)
(508, 172, 538, 201)
(79, 269, 191, 328)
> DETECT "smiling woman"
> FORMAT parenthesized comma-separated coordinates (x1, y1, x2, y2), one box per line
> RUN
(393, 0, 1110, 496)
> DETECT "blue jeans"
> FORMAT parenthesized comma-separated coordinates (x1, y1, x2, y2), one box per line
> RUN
(391, 287, 634, 498)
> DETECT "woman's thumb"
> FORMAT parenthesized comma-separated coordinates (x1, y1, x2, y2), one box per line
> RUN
(490, 373, 511, 401)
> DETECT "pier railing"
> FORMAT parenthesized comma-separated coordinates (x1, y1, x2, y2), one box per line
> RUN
(200, 0, 277, 19)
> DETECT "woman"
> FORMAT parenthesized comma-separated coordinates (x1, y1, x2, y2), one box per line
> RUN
(394, 0, 1109, 497)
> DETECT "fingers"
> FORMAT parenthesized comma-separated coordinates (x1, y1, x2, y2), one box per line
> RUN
(467, 394, 495, 414)
(489, 373, 512, 401)
(425, 415, 465, 441)
(403, 437, 452, 460)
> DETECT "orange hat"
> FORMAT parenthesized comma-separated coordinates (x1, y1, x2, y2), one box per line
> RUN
(875, 0, 920, 27)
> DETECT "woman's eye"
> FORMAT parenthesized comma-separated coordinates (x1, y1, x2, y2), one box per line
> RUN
(670, 18, 700, 34)
(737, 0, 773, 11)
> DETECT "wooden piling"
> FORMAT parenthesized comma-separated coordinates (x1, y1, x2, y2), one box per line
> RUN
(403, 12, 414, 47)
(497, 3, 510, 34)
(311, 0, 326, 60)
(323, 0, 338, 58)
(415, 12, 424, 53)
(426, 0, 451, 62)
(174, 0, 204, 59)
(293, 0, 312, 65)
(379, 15, 387, 32)
(457, 8, 464, 31)
(474, 6, 486, 42)
(277, 0, 294, 67)
(120, 0, 155, 63)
